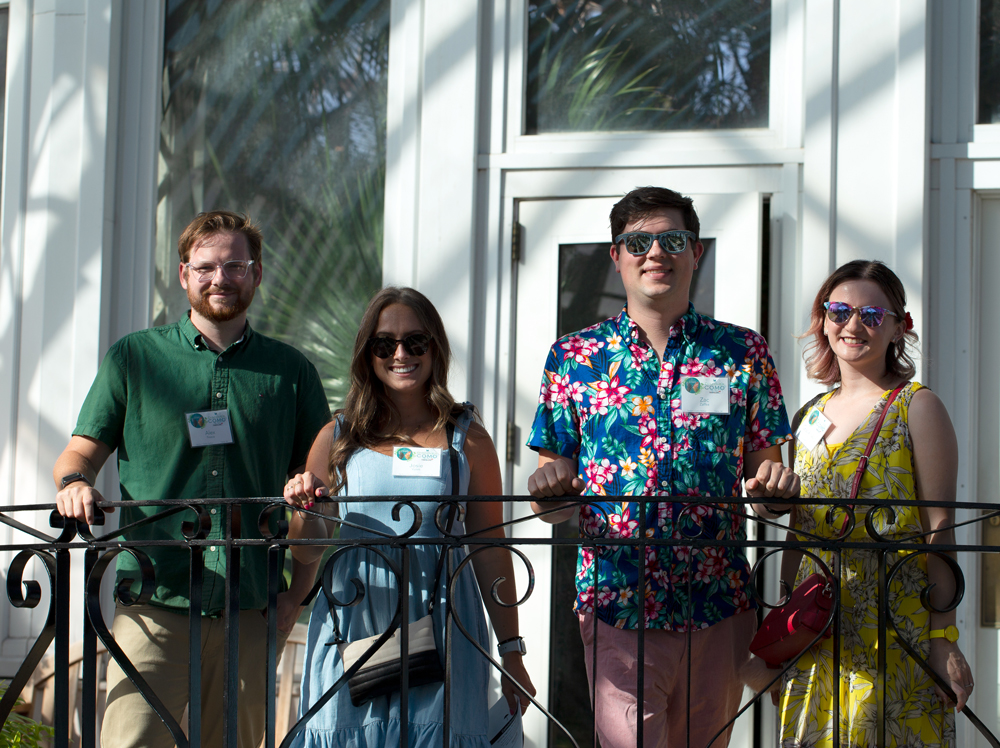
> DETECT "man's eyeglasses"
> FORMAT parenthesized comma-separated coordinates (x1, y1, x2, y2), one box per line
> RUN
(824, 301, 898, 328)
(369, 333, 433, 359)
(185, 260, 255, 282)
(614, 230, 696, 256)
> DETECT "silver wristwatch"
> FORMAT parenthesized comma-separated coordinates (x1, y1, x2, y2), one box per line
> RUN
(497, 636, 527, 657)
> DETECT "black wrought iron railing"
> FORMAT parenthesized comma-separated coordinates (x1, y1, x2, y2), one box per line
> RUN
(0, 496, 998, 748)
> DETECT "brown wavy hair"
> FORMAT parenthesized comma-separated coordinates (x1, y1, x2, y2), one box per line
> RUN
(328, 286, 465, 493)
(802, 260, 918, 385)
(177, 210, 263, 265)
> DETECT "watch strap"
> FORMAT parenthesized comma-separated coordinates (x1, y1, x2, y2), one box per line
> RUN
(60, 472, 91, 489)
(929, 626, 959, 642)
(497, 636, 526, 657)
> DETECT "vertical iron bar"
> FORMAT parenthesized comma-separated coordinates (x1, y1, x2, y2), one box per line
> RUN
(877, 548, 887, 748)
(686, 542, 693, 748)
(54, 541, 71, 748)
(81, 548, 99, 748)
(265, 544, 281, 748)
(189, 543, 203, 747)
(637, 500, 646, 748)
(591, 527, 600, 748)
(223, 502, 241, 748)
(443, 544, 453, 748)
(400, 545, 409, 748)
(832, 550, 841, 748)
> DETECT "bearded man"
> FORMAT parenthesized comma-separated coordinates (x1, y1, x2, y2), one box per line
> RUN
(53, 211, 331, 747)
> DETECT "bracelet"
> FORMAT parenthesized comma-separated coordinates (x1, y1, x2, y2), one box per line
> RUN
(762, 504, 791, 517)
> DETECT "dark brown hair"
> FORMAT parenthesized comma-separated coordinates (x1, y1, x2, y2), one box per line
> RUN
(177, 211, 263, 265)
(609, 186, 701, 242)
(328, 286, 465, 493)
(802, 260, 917, 385)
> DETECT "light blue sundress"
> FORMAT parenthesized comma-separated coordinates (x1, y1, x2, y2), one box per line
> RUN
(294, 408, 492, 748)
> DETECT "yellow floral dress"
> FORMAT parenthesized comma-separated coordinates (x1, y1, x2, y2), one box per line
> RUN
(779, 382, 955, 748)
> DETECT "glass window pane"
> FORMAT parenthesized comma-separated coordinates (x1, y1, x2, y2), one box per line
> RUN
(155, 1, 389, 409)
(981, 0, 1000, 124)
(526, 0, 770, 134)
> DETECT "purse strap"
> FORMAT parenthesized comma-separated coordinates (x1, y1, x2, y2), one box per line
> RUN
(848, 382, 908, 500)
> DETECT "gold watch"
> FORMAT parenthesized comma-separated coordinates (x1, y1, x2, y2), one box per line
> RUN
(928, 625, 959, 643)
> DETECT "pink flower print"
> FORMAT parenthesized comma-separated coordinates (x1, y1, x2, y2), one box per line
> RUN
(694, 547, 730, 583)
(569, 381, 588, 403)
(748, 421, 772, 451)
(606, 506, 638, 538)
(680, 357, 707, 376)
(767, 385, 782, 411)
(730, 385, 747, 408)
(653, 435, 669, 460)
(596, 586, 618, 606)
(644, 595, 664, 624)
(544, 372, 572, 408)
(628, 343, 651, 367)
(585, 458, 618, 489)
(631, 395, 654, 417)
(638, 415, 656, 448)
(589, 376, 629, 415)
(645, 475, 658, 493)
(656, 503, 672, 528)
(743, 331, 767, 360)
(560, 335, 604, 364)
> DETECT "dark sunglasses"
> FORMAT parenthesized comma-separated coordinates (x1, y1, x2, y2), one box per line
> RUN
(824, 301, 898, 328)
(614, 230, 696, 256)
(369, 333, 432, 359)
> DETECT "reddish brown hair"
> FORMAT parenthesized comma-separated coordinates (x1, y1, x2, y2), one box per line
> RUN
(802, 260, 917, 385)
(177, 210, 263, 265)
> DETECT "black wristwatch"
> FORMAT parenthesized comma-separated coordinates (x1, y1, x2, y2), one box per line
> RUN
(60, 472, 91, 489)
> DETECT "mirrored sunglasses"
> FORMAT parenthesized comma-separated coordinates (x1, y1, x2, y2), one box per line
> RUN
(824, 301, 898, 328)
(369, 333, 432, 359)
(614, 230, 696, 256)
(185, 260, 255, 282)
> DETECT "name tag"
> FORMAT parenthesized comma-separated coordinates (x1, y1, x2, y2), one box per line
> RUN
(392, 446, 443, 477)
(185, 409, 234, 447)
(680, 376, 730, 414)
(796, 407, 833, 450)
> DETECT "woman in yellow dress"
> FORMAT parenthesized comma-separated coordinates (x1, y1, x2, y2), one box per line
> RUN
(759, 260, 974, 747)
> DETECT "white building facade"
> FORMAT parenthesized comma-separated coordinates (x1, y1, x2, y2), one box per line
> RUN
(0, 0, 998, 745)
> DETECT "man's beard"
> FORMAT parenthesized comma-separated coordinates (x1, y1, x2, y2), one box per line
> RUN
(188, 282, 255, 322)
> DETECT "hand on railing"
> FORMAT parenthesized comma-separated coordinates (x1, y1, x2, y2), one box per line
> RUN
(283, 471, 329, 510)
(55, 482, 111, 526)
(929, 638, 974, 711)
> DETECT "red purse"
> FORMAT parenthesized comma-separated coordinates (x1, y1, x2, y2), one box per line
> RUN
(749, 573, 833, 667)
(748, 383, 908, 668)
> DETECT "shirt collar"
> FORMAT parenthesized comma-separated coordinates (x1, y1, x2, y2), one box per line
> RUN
(616, 302, 701, 350)
(180, 311, 252, 352)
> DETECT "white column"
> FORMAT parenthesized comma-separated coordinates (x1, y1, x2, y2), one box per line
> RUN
(0, 0, 117, 673)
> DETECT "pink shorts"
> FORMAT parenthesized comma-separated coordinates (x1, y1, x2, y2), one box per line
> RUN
(579, 611, 756, 748)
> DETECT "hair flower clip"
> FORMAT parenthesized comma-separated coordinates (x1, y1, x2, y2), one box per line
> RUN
(904, 312, 914, 331)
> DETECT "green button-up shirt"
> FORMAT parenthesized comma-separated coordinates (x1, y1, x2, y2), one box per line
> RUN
(74, 314, 331, 613)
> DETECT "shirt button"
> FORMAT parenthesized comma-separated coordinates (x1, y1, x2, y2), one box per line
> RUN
(209, 546, 216, 552)
(661, 481, 668, 487)
(216, 392, 222, 399)
(211, 470, 218, 476)
(210, 508, 217, 515)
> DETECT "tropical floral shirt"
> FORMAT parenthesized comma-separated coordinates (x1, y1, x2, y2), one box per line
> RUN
(527, 304, 792, 631)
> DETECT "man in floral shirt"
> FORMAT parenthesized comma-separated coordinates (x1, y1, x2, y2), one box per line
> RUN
(527, 187, 799, 748)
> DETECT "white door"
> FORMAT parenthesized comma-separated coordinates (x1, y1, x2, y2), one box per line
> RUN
(508, 193, 765, 748)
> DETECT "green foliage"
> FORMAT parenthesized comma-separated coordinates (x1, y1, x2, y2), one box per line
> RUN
(0, 689, 53, 748)
(526, 0, 771, 133)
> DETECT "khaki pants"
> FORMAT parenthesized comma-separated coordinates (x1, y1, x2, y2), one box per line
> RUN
(580, 610, 756, 748)
(101, 605, 289, 748)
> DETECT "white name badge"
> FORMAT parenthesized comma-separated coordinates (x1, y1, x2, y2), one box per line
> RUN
(679, 376, 730, 414)
(185, 409, 234, 447)
(796, 407, 833, 450)
(392, 446, 443, 477)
